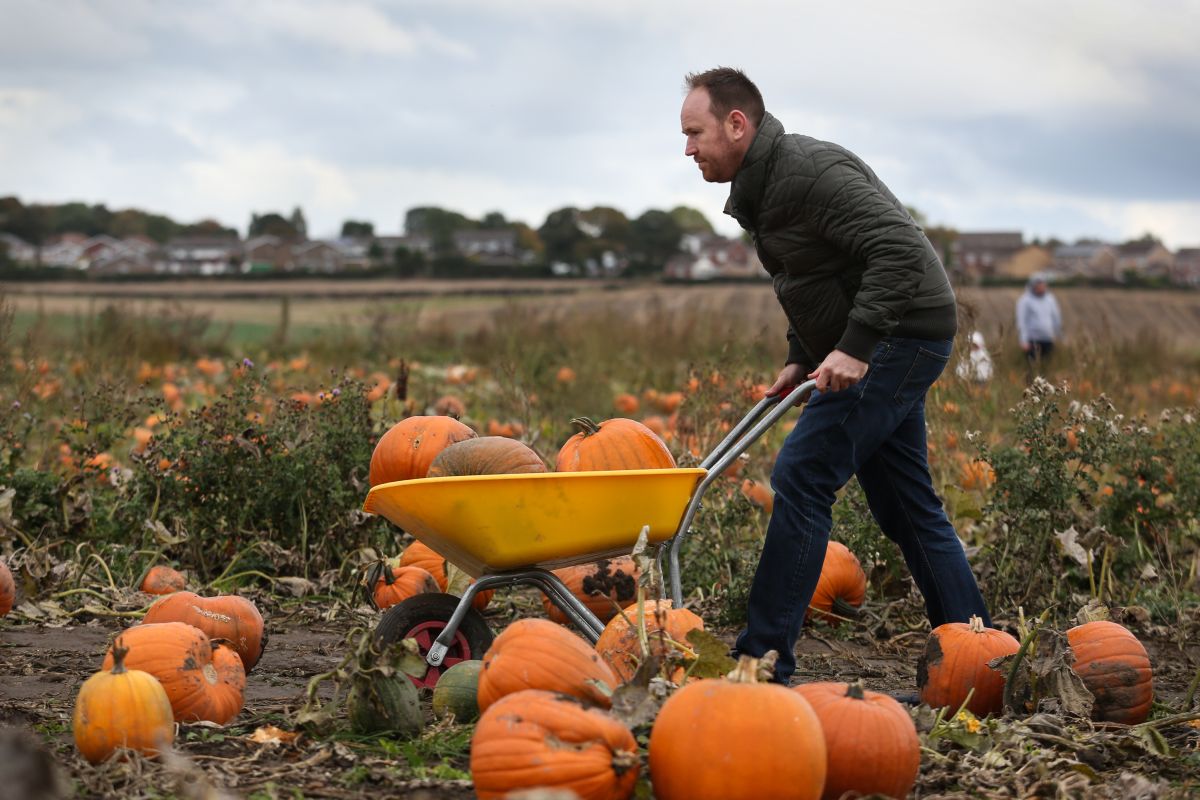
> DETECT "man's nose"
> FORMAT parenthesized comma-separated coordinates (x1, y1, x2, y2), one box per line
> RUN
(684, 141, 697, 156)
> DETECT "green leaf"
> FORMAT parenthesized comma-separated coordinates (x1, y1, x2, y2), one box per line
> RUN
(685, 628, 736, 679)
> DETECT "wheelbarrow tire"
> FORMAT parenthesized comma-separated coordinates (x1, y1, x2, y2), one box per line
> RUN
(374, 593, 494, 690)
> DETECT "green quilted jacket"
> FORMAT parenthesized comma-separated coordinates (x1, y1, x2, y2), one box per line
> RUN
(726, 113, 957, 370)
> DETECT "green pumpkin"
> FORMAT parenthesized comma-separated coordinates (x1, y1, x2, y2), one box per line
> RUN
(431, 660, 483, 723)
(347, 673, 423, 739)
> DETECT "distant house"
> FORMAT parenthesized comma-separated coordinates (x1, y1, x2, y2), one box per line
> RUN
(664, 235, 766, 280)
(950, 232, 1025, 282)
(330, 238, 371, 270)
(78, 235, 124, 269)
(242, 235, 292, 273)
(452, 229, 523, 265)
(292, 241, 344, 273)
(163, 237, 241, 275)
(1052, 243, 1119, 281)
(1172, 248, 1200, 287)
(0, 233, 36, 265)
(1116, 241, 1174, 280)
(40, 233, 89, 267)
(373, 235, 433, 260)
(89, 251, 156, 276)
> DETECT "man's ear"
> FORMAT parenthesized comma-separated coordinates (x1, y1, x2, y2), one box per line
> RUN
(726, 109, 750, 140)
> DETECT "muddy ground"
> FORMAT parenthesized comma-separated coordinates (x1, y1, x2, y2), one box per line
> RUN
(1, 589, 1198, 799)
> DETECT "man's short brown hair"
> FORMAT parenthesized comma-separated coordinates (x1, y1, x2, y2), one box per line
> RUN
(684, 67, 765, 128)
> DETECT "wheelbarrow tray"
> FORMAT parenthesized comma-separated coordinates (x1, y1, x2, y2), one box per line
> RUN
(363, 468, 706, 578)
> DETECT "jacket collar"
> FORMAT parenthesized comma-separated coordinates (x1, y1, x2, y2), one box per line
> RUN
(725, 111, 784, 225)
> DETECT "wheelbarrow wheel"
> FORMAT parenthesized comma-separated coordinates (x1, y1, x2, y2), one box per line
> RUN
(374, 593, 494, 690)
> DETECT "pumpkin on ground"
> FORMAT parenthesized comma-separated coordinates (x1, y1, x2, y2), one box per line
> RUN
(74, 638, 175, 764)
(142, 591, 266, 672)
(541, 557, 641, 626)
(101, 622, 245, 724)
(648, 654, 827, 800)
(471, 689, 639, 800)
(806, 541, 867, 625)
(792, 681, 920, 800)
(432, 659, 484, 722)
(370, 563, 440, 611)
(1066, 620, 1153, 724)
(477, 618, 616, 711)
(555, 417, 675, 472)
(595, 600, 704, 682)
(0, 558, 14, 616)
(368, 415, 477, 486)
(139, 565, 186, 595)
(347, 665, 424, 738)
(399, 540, 493, 612)
(917, 615, 1019, 717)
(426, 436, 547, 477)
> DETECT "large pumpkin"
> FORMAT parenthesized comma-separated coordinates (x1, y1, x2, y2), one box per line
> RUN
(555, 417, 676, 471)
(1066, 620, 1153, 724)
(477, 618, 616, 711)
(917, 615, 1019, 717)
(142, 591, 266, 672)
(649, 654, 827, 800)
(471, 689, 639, 800)
(541, 556, 641, 626)
(74, 639, 175, 764)
(595, 600, 704, 682)
(792, 681, 920, 800)
(102, 622, 245, 724)
(399, 541, 492, 612)
(0, 558, 14, 616)
(426, 436, 546, 477)
(368, 415, 477, 486)
(370, 563, 440, 611)
(806, 541, 867, 625)
(139, 565, 186, 596)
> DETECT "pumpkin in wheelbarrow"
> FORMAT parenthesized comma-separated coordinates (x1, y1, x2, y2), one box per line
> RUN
(369, 415, 476, 486)
(556, 417, 675, 471)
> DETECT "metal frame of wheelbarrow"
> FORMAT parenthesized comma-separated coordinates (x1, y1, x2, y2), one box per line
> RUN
(420, 379, 818, 669)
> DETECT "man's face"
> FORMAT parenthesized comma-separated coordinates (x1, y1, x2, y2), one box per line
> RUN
(1033, 280, 1047, 296)
(681, 88, 749, 183)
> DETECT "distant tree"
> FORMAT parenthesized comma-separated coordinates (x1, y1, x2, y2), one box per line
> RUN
(289, 207, 308, 239)
(628, 210, 682, 270)
(538, 207, 585, 265)
(668, 205, 714, 234)
(341, 219, 375, 239)
(405, 206, 474, 256)
(480, 211, 508, 230)
(0, 196, 50, 245)
(181, 219, 238, 239)
(512, 222, 544, 258)
(249, 212, 302, 241)
(1124, 231, 1162, 246)
(394, 246, 425, 278)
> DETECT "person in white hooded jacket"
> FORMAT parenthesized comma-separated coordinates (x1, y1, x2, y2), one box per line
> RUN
(1016, 274, 1062, 370)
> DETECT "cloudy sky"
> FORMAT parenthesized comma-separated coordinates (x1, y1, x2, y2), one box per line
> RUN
(2, 1, 1198, 247)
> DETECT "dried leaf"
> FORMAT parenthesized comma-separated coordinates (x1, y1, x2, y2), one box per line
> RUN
(276, 576, 318, 597)
(247, 725, 300, 746)
(444, 563, 472, 598)
(144, 518, 188, 546)
(1055, 527, 1091, 567)
(609, 675, 670, 730)
(1075, 599, 1111, 625)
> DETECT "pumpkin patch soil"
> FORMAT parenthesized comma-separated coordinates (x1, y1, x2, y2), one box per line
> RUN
(2, 591, 1197, 799)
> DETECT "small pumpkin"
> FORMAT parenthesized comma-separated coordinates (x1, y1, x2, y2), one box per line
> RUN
(142, 591, 266, 672)
(74, 638, 175, 763)
(1066, 620, 1153, 724)
(399, 541, 493, 612)
(740, 478, 773, 513)
(477, 618, 616, 711)
(102, 622, 245, 724)
(555, 417, 675, 472)
(471, 689, 639, 800)
(426, 436, 546, 477)
(595, 600, 704, 682)
(541, 557, 641, 626)
(917, 615, 1019, 717)
(649, 654, 827, 800)
(792, 681, 920, 800)
(806, 541, 867, 625)
(139, 565, 186, 595)
(369, 563, 440, 611)
(0, 558, 14, 617)
(368, 415, 477, 486)
(432, 659, 484, 722)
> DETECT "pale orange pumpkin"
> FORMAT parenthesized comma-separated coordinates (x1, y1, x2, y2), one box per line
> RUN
(792, 681, 920, 800)
(556, 417, 675, 472)
(102, 622, 245, 724)
(806, 541, 867, 625)
(477, 618, 616, 711)
(740, 478, 773, 513)
(471, 689, 639, 800)
(426, 436, 546, 477)
(139, 565, 186, 595)
(368, 415, 477, 486)
(74, 639, 175, 763)
(541, 557, 641, 626)
(917, 615, 1019, 716)
(595, 600, 704, 682)
(1066, 620, 1153, 724)
(399, 541, 493, 612)
(371, 564, 440, 610)
(0, 558, 14, 616)
(142, 591, 266, 672)
(613, 393, 640, 415)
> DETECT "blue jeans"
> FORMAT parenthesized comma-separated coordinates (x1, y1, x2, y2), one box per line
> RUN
(735, 336, 992, 683)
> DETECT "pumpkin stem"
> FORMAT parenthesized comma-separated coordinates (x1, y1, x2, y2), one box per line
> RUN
(969, 615, 986, 634)
(845, 680, 866, 700)
(727, 650, 778, 684)
(611, 749, 639, 776)
(831, 597, 861, 620)
(570, 417, 602, 436)
(110, 638, 129, 675)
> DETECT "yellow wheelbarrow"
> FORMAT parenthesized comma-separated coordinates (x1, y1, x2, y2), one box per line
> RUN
(363, 380, 816, 687)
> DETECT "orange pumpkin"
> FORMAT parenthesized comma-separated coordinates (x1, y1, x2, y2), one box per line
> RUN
(426, 436, 546, 477)
(142, 592, 266, 672)
(74, 638, 175, 763)
(917, 615, 1019, 717)
(556, 417, 675, 472)
(1066, 620, 1153, 724)
(140, 565, 186, 595)
(792, 681, 920, 800)
(555, 366, 577, 384)
(471, 689, 639, 800)
(477, 618, 616, 711)
(432, 394, 466, 418)
(595, 600, 704, 682)
(399, 540, 493, 612)
(806, 541, 867, 625)
(649, 654, 827, 800)
(613, 393, 640, 415)
(0, 558, 14, 616)
(368, 415, 477, 486)
(102, 622, 245, 724)
(371, 564, 440, 610)
(740, 478, 773, 513)
(541, 557, 641, 626)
